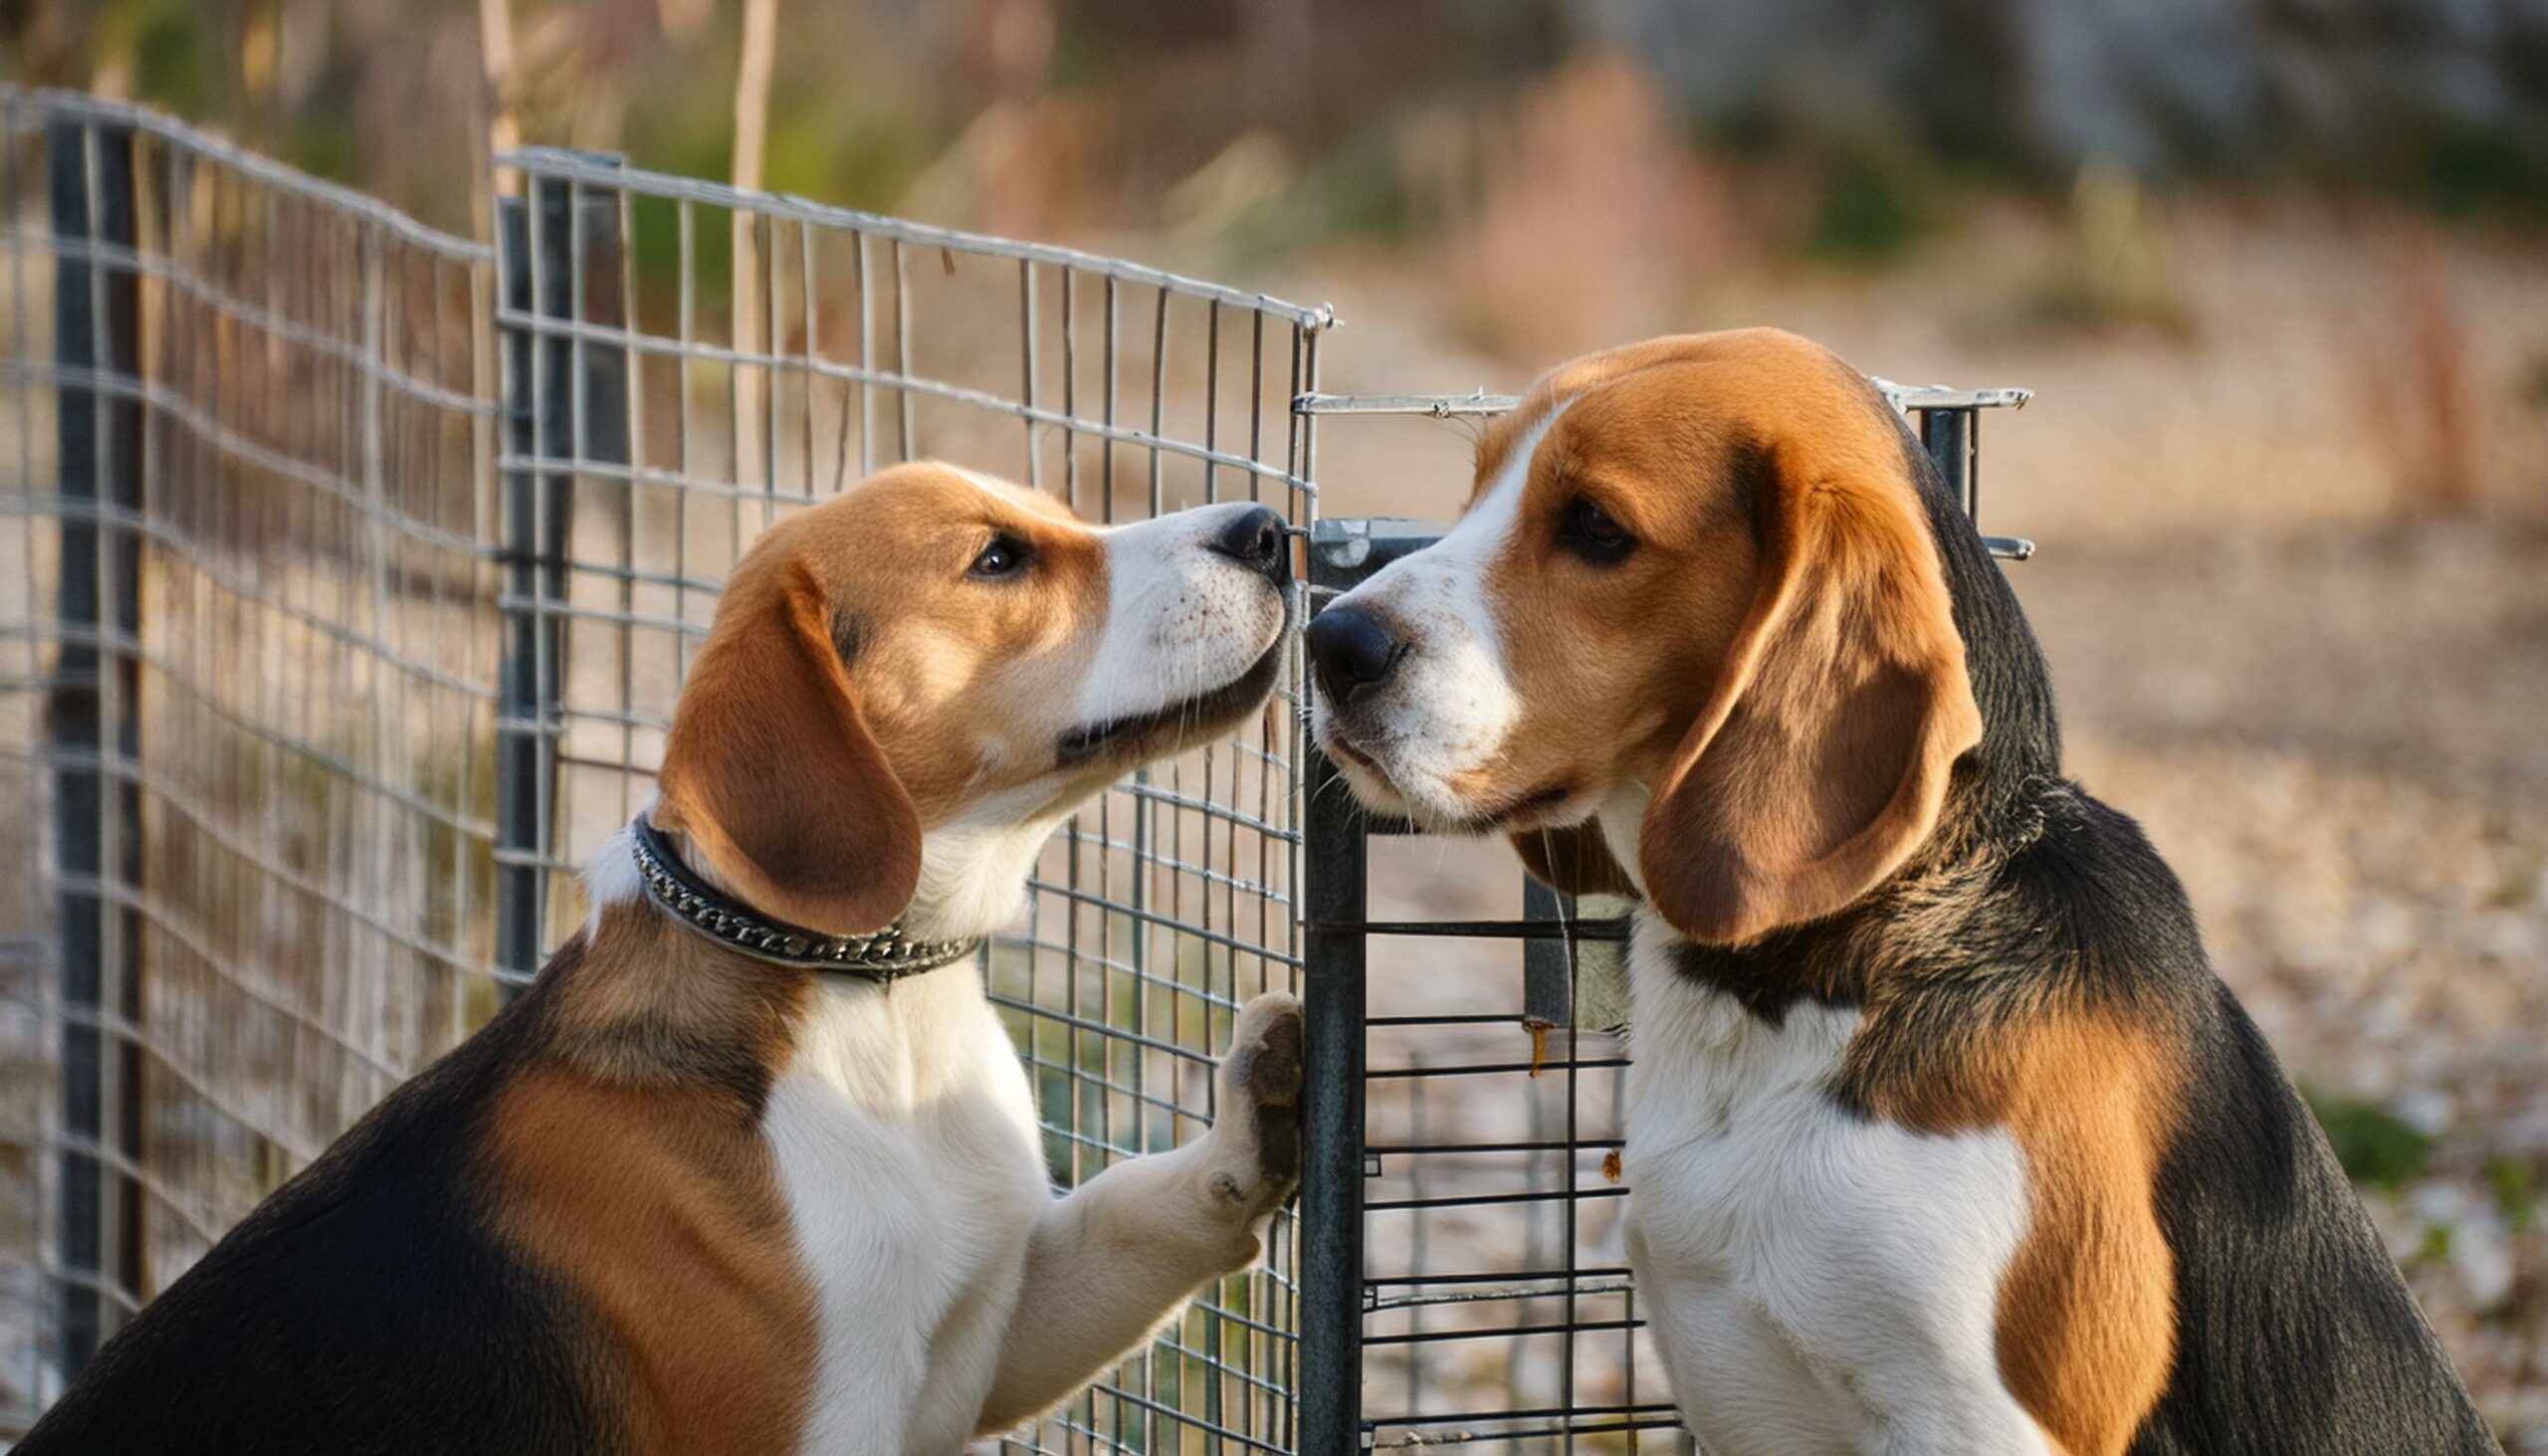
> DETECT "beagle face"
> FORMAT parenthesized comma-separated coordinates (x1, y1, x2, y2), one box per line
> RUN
(1310, 330, 1981, 943)
(1306, 361, 1764, 831)
(657, 462, 1292, 936)
(807, 464, 1291, 818)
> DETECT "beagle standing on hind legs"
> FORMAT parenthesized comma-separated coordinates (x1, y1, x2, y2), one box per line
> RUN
(1307, 330, 2497, 1455)
(19, 463, 1304, 1456)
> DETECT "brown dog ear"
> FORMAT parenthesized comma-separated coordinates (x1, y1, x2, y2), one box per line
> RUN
(1638, 442, 1982, 945)
(654, 557, 921, 936)
(1510, 823, 1639, 899)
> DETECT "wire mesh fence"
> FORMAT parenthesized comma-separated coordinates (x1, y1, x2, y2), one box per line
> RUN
(488, 144, 1327, 1453)
(0, 82, 2036, 1455)
(0, 87, 1326, 1451)
(0, 89, 501, 1432)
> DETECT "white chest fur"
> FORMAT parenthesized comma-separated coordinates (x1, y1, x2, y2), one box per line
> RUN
(762, 969, 1052, 1456)
(1618, 913, 2053, 1456)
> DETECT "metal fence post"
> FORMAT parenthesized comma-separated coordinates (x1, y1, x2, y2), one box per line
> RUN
(1300, 522, 1373, 1455)
(1921, 406, 1976, 517)
(1521, 879, 1575, 1027)
(494, 161, 628, 990)
(45, 112, 144, 1368)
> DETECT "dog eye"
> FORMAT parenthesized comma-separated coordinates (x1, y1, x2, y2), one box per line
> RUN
(1559, 499, 1635, 562)
(968, 535, 1030, 579)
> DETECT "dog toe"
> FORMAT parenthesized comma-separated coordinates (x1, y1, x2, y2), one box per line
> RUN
(1228, 992, 1303, 1107)
(1220, 992, 1303, 1192)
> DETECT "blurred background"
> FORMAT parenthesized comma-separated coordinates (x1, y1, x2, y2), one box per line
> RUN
(6, 0, 2546, 1444)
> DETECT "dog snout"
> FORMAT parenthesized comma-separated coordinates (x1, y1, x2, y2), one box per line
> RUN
(1204, 504, 1290, 585)
(1306, 605, 1400, 704)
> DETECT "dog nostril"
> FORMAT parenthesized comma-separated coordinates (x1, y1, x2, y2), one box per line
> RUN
(1305, 606, 1399, 703)
(1208, 505, 1289, 583)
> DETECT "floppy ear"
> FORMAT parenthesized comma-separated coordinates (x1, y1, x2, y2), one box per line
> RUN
(1510, 822, 1639, 899)
(1638, 443, 1982, 945)
(654, 557, 922, 936)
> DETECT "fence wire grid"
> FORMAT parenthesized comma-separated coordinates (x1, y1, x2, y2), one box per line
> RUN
(0, 87, 1323, 1452)
(0, 84, 2034, 1455)
(487, 142, 1325, 1456)
(0, 88, 502, 1432)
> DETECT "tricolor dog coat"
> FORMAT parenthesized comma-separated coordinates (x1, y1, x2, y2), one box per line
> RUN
(1306, 330, 2496, 1456)
(22, 463, 1306, 1456)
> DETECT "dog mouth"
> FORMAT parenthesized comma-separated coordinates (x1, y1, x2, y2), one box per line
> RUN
(1311, 714, 1409, 812)
(1317, 720, 1574, 833)
(1056, 636, 1289, 768)
(1321, 731, 1381, 775)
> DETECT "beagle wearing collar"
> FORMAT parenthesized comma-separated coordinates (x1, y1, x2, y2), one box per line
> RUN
(1307, 331, 2495, 1455)
(21, 463, 1304, 1455)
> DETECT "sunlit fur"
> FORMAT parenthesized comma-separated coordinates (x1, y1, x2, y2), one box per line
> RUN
(13, 463, 1307, 1456)
(1310, 332, 2491, 1456)
(654, 461, 1292, 941)
(649, 464, 1302, 1453)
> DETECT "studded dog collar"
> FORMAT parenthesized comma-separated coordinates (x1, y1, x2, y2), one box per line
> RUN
(627, 814, 979, 980)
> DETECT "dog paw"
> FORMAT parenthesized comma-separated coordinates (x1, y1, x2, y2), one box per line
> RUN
(1212, 992, 1302, 1209)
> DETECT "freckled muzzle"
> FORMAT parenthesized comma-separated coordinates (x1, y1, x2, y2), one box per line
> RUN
(1055, 635, 1288, 768)
(1304, 527, 1535, 828)
(1054, 501, 1296, 770)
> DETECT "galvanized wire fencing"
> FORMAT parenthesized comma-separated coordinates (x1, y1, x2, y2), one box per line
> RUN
(489, 144, 1327, 1454)
(0, 90, 501, 1433)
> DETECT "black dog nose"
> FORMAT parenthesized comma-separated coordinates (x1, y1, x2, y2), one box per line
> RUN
(1305, 605, 1399, 702)
(1206, 505, 1290, 583)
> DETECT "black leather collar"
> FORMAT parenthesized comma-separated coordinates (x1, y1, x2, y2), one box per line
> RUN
(627, 814, 978, 980)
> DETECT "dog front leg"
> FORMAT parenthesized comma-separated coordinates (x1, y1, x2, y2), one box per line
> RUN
(971, 992, 1301, 1437)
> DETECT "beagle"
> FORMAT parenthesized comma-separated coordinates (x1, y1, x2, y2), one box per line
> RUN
(21, 463, 1304, 1455)
(1306, 331, 2496, 1455)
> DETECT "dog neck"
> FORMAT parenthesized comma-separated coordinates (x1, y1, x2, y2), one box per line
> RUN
(598, 785, 1069, 952)
(564, 811, 1056, 1116)
(903, 810, 1072, 942)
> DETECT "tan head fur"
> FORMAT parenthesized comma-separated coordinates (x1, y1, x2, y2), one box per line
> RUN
(1309, 329, 1981, 944)
(657, 463, 1292, 937)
